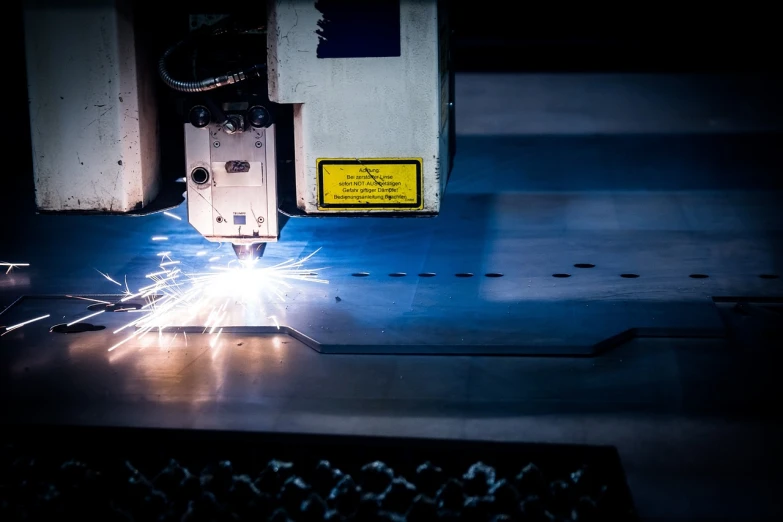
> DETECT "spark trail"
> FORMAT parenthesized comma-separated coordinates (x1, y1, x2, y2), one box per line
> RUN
(1, 262, 30, 275)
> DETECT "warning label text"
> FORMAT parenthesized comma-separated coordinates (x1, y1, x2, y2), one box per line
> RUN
(317, 159, 422, 210)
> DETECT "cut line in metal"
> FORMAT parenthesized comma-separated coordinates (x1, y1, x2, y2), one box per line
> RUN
(0, 294, 734, 356)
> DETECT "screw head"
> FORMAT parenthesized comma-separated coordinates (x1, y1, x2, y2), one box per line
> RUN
(213, 141, 220, 148)
(216, 216, 223, 223)
(257, 216, 264, 224)
(255, 141, 262, 148)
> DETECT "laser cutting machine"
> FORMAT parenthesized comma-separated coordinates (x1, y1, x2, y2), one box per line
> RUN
(22, 0, 454, 260)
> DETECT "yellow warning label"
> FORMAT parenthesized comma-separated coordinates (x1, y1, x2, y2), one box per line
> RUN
(317, 158, 423, 210)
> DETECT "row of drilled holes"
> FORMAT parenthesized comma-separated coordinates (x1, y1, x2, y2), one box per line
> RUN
(351, 264, 781, 280)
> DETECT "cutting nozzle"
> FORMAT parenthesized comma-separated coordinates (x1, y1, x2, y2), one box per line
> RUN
(232, 242, 267, 261)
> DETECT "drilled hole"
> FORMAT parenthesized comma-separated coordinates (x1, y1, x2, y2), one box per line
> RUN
(689, 274, 709, 279)
(351, 272, 370, 277)
(455, 273, 474, 278)
(389, 272, 407, 277)
(485, 273, 504, 278)
(620, 273, 640, 279)
(759, 274, 780, 280)
(50, 323, 105, 334)
(574, 263, 595, 269)
(87, 302, 142, 312)
(418, 272, 436, 278)
(552, 273, 571, 278)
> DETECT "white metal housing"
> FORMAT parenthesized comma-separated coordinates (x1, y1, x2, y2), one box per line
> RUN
(23, 0, 159, 213)
(185, 124, 278, 244)
(268, 0, 449, 214)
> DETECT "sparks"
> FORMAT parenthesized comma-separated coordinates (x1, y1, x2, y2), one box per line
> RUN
(67, 309, 105, 326)
(269, 315, 280, 330)
(163, 211, 182, 221)
(1, 262, 30, 275)
(66, 295, 112, 305)
(105, 248, 327, 352)
(95, 268, 123, 287)
(1, 314, 50, 336)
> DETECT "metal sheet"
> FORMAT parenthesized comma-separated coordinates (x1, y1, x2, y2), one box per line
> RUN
(3, 135, 783, 354)
(3, 74, 783, 522)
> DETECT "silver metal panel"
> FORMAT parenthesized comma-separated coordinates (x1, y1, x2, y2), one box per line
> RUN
(184, 126, 214, 234)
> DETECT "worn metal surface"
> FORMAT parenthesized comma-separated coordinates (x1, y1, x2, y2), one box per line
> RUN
(269, 0, 448, 213)
(23, 0, 160, 212)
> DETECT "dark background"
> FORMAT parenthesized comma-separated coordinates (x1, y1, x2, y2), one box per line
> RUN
(450, 3, 781, 73)
(7, 1, 782, 75)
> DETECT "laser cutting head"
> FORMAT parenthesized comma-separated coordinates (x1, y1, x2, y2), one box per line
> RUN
(184, 118, 279, 253)
(232, 242, 267, 261)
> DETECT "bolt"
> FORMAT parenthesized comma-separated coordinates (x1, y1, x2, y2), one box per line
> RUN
(213, 141, 220, 148)
(216, 216, 223, 223)
(257, 216, 264, 224)
(255, 141, 262, 148)
(224, 115, 244, 135)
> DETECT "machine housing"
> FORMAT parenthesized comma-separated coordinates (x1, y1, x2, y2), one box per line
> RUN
(22, 0, 453, 254)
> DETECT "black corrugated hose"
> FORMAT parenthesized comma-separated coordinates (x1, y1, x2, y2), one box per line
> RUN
(157, 16, 266, 93)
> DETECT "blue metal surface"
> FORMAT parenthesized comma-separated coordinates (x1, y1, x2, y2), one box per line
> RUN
(2, 128, 783, 520)
(2, 135, 783, 354)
